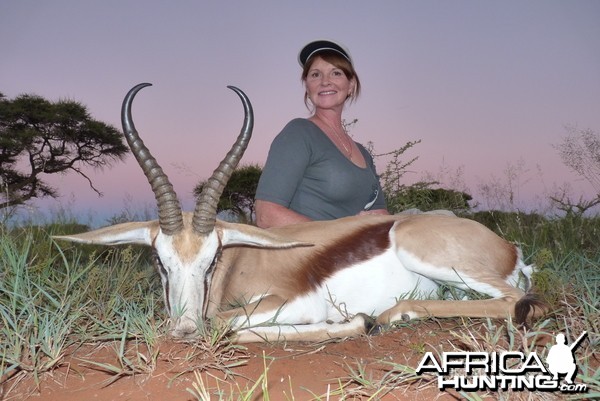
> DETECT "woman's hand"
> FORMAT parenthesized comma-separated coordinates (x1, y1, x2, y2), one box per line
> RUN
(357, 209, 390, 216)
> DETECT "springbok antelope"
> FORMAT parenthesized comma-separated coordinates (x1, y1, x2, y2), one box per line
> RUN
(54, 83, 542, 343)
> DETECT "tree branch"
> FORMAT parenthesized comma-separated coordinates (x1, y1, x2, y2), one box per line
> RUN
(69, 166, 104, 197)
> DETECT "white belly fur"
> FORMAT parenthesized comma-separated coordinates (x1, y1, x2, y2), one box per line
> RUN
(233, 248, 439, 328)
(321, 248, 439, 321)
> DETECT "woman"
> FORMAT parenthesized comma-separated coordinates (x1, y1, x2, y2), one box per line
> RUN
(255, 40, 389, 228)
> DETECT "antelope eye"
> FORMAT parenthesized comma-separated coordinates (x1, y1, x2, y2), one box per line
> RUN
(152, 250, 169, 274)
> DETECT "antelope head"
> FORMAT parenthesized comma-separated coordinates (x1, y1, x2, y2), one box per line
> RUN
(54, 83, 305, 338)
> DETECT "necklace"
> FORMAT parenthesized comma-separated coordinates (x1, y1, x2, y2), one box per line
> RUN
(333, 125, 353, 157)
(316, 117, 353, 158)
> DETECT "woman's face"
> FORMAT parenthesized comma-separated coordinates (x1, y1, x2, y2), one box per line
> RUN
(304, 57, 355, 112)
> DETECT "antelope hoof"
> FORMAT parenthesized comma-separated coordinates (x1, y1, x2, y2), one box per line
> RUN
(354, 313, 377, 335)
(368, 323, 387, 336)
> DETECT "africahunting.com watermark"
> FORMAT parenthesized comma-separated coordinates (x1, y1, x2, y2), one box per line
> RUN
(415, 331, 589, 394)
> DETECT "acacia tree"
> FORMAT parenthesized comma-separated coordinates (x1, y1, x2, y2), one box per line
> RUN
(0, 91, 128, 210)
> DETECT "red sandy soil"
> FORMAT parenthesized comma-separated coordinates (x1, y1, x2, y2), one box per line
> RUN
(2, 321, 558, 401)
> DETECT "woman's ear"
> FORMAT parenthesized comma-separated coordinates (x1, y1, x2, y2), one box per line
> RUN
(349, 79, 357, 97)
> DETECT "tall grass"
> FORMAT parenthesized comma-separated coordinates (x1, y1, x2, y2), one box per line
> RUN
(0, 222, 163, 393)
(468, 210, 599, 257)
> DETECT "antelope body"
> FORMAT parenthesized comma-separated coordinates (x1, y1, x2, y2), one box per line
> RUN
(55, 84, 541, 343)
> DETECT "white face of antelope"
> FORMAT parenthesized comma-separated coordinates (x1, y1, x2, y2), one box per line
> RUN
(54, 83, 255, 339)
(152, 229, 221, 338)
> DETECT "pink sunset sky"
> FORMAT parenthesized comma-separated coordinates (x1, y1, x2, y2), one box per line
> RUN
(2, 1, 599, 225)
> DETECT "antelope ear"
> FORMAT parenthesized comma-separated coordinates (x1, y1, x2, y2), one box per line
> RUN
(53, 221, 159, 246)
(217, 222, 312, 249)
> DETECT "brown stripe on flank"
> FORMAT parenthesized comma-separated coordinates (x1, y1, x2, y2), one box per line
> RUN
(291, 221, 394, 293)
(502, 241, 520, 278)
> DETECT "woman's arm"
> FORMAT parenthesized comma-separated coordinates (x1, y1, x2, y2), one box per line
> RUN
(255, 200, 312, 228)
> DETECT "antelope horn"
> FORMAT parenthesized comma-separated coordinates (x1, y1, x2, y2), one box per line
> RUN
(192, 86, 254, 235)
(121, 83, 184, 235)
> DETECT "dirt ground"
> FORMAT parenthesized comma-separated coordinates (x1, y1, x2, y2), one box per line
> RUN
(2, 321, 559, 401)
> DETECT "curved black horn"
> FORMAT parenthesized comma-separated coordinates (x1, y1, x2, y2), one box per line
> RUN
(121, 83, 184, 235)
(192, 86, 254, 235)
